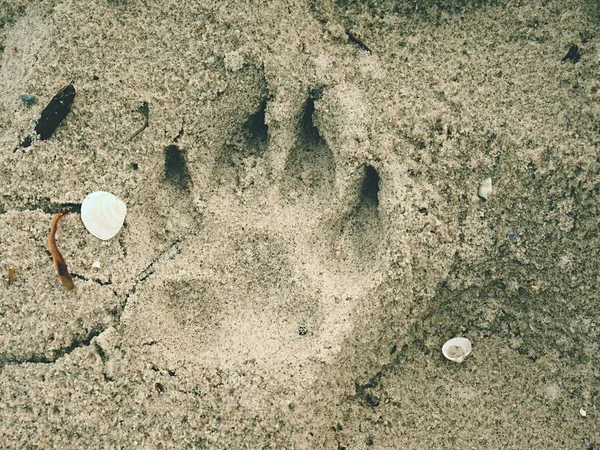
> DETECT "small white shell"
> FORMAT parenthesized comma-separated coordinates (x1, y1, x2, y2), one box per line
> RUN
(91, 261, 101, 269)
(81, 191, 127, 240)
(442, 337, 472, 363)
(478, 177, 493, 199)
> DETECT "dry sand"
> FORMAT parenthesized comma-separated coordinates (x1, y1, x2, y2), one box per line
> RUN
(0, 0, 599, 448)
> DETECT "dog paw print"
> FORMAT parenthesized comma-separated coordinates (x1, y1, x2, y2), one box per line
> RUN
(119, 75, 452, 383)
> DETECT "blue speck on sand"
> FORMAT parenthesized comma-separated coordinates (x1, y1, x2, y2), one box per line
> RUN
(20, 94, 36, 107)
(507, 233, 519, 241)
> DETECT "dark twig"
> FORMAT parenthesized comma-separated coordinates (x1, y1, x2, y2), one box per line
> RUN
(346, 30, 372, 52)
(130, 101, 149, 140)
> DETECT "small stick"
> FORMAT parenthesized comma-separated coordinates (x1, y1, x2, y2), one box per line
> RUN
(7, 267, 14, 285)
(345, 30, 372, 53)
(129, 101, 149, 140)
(48, 208, 75, 291)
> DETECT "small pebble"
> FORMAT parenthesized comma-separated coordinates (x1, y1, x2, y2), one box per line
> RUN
(507, 233, 519, 241)
(580, 408, 587, 417)
(20, 94, 36, 107)
(562, 44, 581, 63)
(478, 177, 493, 200)
(91, 261, 101, 269)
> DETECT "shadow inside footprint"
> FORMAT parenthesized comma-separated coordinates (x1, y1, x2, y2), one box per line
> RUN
(217, 95, 270, 187)
(244, 98, 269, 154)
(301, 95, 321, 145)
(164, 144, 191, 191)
(360, 165, 379, 207)
(335, 165, 383, 264)
(284, 92, 336, 204)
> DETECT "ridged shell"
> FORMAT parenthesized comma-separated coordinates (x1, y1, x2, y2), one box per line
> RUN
(442, 337, 472, 363)
(81, 191, 127, 240)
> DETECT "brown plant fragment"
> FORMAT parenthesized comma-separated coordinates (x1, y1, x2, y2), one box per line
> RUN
(48, 208, 75, 291)
(7, 267, 14, 285)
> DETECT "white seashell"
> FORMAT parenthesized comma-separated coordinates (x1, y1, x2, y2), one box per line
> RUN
(442, 337, 472, 363)
(81, 191, 127, 240)
(91, 261, 101, 269)
(478, 177, 493, 199)
(579, 408, 587, 417)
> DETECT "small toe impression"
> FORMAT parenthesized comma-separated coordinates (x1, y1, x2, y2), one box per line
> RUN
(244, 98, 269, 153)
(217, 96, 270, 186)
(337, 164, 383, 264)
(300, 92, 322, 145)
(360, 165, 379, 208)
(283, 91, 336, 203)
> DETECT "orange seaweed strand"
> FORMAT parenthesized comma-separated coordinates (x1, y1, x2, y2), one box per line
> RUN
(48, 208, 75, 291)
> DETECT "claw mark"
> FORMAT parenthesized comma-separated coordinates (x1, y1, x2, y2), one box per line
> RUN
(48, 208, 75, 292)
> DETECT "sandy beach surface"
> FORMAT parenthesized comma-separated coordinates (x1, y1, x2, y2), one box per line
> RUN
(1, 0, 599, 448)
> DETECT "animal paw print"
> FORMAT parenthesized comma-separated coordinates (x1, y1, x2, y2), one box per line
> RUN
(121, 80, 408, 381)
